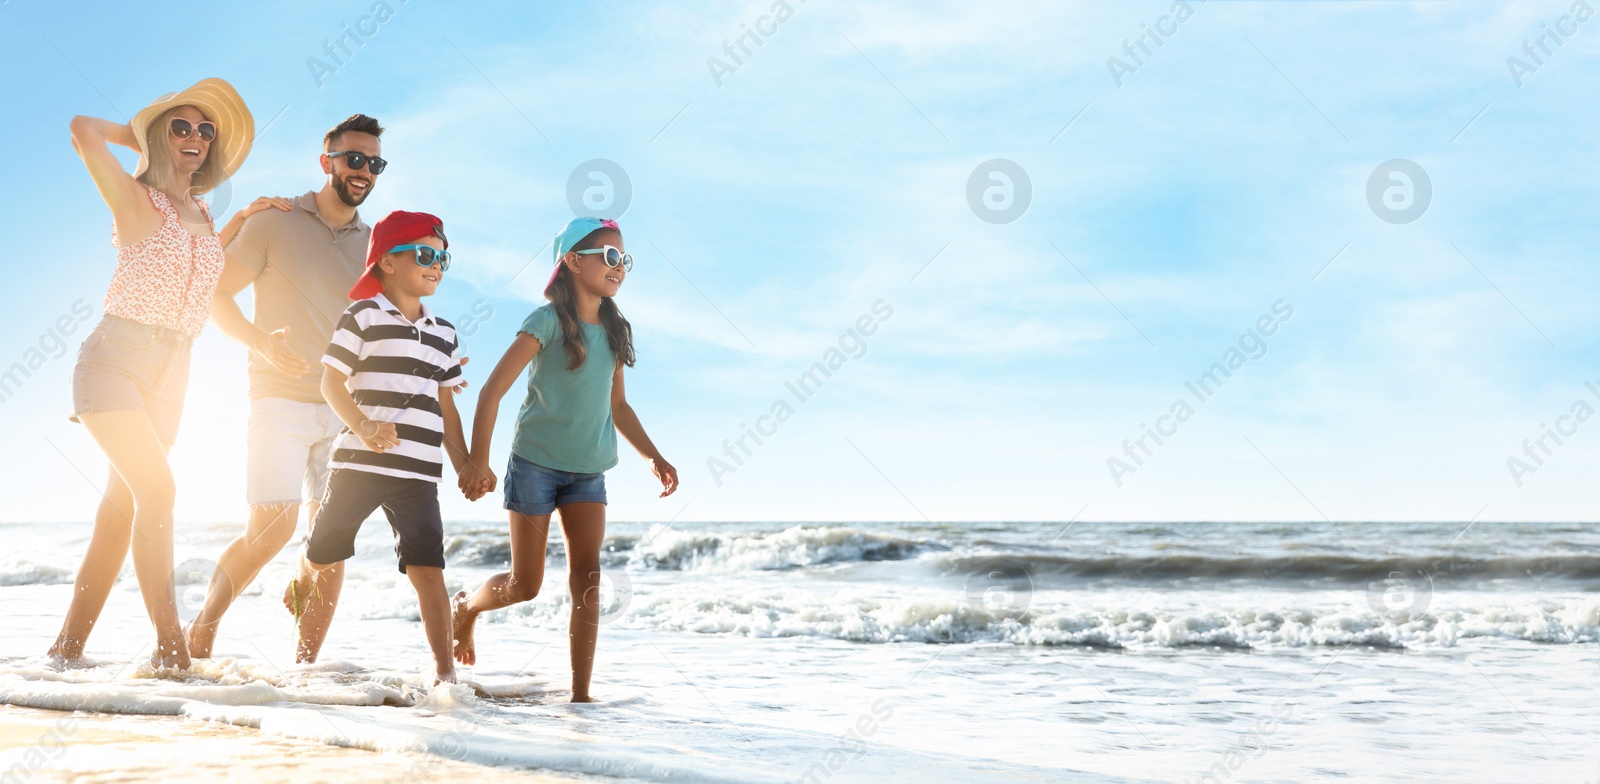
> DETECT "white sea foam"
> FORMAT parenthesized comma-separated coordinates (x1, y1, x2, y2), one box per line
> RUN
(627, 524, 936, 572)
(572, 589, 1600, 649)
(0, 559, 72, 586)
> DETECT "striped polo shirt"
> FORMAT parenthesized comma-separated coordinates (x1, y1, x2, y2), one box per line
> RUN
(321, 293, 464, 483)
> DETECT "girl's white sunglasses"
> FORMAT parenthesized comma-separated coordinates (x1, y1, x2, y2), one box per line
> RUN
(574, 245, 633, 272)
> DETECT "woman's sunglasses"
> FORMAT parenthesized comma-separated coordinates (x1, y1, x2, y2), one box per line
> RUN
(574, 245, 633, 273)
(388, 244, 451, 272)
(326, 150, 388, 175)
(169, 118, 217, 143)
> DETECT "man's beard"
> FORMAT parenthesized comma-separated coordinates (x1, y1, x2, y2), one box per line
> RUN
(332, 171, 372, 207)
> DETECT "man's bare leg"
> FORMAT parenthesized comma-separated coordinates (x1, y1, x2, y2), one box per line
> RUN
(187, 502, 299, 658)
(287, 550, 345, 664)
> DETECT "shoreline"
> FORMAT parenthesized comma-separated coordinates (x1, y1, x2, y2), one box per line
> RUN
(0, 704, 585, 784)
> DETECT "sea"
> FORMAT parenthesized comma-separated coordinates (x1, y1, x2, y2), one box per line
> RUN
(0, 519, 1595, 782)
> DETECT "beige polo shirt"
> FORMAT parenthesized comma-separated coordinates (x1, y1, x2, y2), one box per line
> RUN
(227, 191, 370, 403)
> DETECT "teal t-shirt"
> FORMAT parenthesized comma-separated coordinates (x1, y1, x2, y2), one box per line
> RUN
(510, 304, 619, 474)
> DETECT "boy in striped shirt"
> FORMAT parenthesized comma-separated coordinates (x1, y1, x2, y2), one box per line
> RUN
(290, 210, 469, 684)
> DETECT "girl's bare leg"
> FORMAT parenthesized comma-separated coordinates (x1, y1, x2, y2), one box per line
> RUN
(451, 512, 551, 666)
(47, 465, 137, 661)
(555, 502, 606, 702)
(73, 411, 188, 669)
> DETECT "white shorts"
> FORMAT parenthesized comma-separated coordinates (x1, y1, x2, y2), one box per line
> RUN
(246, 397, 344, 507)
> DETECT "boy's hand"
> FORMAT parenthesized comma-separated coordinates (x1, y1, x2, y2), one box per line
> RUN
(649, 457, 679, 497)
(356, 419, 400, 453)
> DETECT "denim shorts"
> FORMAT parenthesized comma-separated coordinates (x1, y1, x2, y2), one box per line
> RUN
(503, 452, 607, 516)
(70, 315, 193, 446)
(246, 397, 344, 507)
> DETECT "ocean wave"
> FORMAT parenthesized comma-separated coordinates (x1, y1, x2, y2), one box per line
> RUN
(943, 553, 1600, 583)
(446, 524, 942, 572)
(442, 525, 1600, 584)
(626, 524, 940, 572)
(0, 559, 72, 587)
(491, 589, 1600, 649)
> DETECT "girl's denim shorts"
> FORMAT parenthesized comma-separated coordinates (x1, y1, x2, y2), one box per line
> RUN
(504, 451, 607, 516)
(70, 315, 193, 446)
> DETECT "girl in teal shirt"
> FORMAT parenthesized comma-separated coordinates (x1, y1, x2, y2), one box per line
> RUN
(452, 217, 678, 702)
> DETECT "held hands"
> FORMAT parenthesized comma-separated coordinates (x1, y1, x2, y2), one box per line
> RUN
(650, 457, 679, 498)
(458, 455, 497, 501)
(356, 418, 400, 454)
(255, 326, 310, 377)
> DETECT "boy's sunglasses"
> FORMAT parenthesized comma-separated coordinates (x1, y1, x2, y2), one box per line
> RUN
(388, 244, 451, 272)
(326, 150, 388, 175)
(574, 245, 633, 272)
(170, 118, 217, 143)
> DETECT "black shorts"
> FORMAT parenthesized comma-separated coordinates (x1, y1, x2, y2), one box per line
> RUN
(305, 469, 446, 574)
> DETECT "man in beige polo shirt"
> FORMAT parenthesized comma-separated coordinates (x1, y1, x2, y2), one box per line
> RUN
(187, 114, 384, 660)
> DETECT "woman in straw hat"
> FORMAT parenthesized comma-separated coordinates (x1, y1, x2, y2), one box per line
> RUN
(50, 78, 255, 670)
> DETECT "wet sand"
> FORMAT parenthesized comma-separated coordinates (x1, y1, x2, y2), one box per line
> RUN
(0, 704, 584, 784)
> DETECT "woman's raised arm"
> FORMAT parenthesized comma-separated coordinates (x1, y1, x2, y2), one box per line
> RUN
(68, 115, 157, 244)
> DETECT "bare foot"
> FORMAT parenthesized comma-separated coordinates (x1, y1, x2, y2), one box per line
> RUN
(571, 694, 597, 703)
(44, 650, 86, 670)
(435, 668, 458, 686)
(151, 636, 190, 671)
(283, 576, 310, 617)
(185, 619, 216, 660)
(450, 591, 477, 666)
(45, 638, 85, 665)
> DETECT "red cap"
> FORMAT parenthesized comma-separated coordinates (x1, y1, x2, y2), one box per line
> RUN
(349, 210, 448, 300)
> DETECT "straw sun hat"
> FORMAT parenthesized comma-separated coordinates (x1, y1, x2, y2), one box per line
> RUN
(129, 77, 255, 193)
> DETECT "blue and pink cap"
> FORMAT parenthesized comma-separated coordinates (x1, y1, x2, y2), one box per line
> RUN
(546, 217, 620, 295)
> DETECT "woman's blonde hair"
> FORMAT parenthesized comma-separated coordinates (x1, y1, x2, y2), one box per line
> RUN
(137, 105, 226, 197)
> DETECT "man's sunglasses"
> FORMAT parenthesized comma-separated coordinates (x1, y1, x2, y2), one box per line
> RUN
(389, 244, 451, 272)
(574, 245, 633, 273)
(326, 150, 388, 175)
(170, 118, 216, 143)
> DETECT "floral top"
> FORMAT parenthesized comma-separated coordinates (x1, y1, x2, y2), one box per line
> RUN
(105, 186, 225, 338)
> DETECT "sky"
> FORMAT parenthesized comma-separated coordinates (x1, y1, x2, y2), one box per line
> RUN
(1, 0, 1597, 524)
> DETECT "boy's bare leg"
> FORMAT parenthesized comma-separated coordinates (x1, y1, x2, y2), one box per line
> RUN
(47, 466, 137, 662)
(556, 503, 606, 702)
(288, 553, 345, 664)
(187, 502, 300, 658)
(407, 566, 456, 684)
(451, 512, 551, 666)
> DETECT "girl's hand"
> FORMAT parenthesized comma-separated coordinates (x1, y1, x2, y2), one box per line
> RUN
(356, 418, 400, 453)
(452, 356, 471, 394)
(254, 326, 310, 377)
(649, 457, 678, 497)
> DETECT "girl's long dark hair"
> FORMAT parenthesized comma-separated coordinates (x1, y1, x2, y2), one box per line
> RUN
(547, 228, 636, 371)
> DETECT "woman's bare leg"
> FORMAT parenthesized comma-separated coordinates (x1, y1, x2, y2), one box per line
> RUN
(73, 411, 188, 669)
(555, 502, 606, 702)
(451, 512, 551, 666)
(46, 464, 137, 661)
